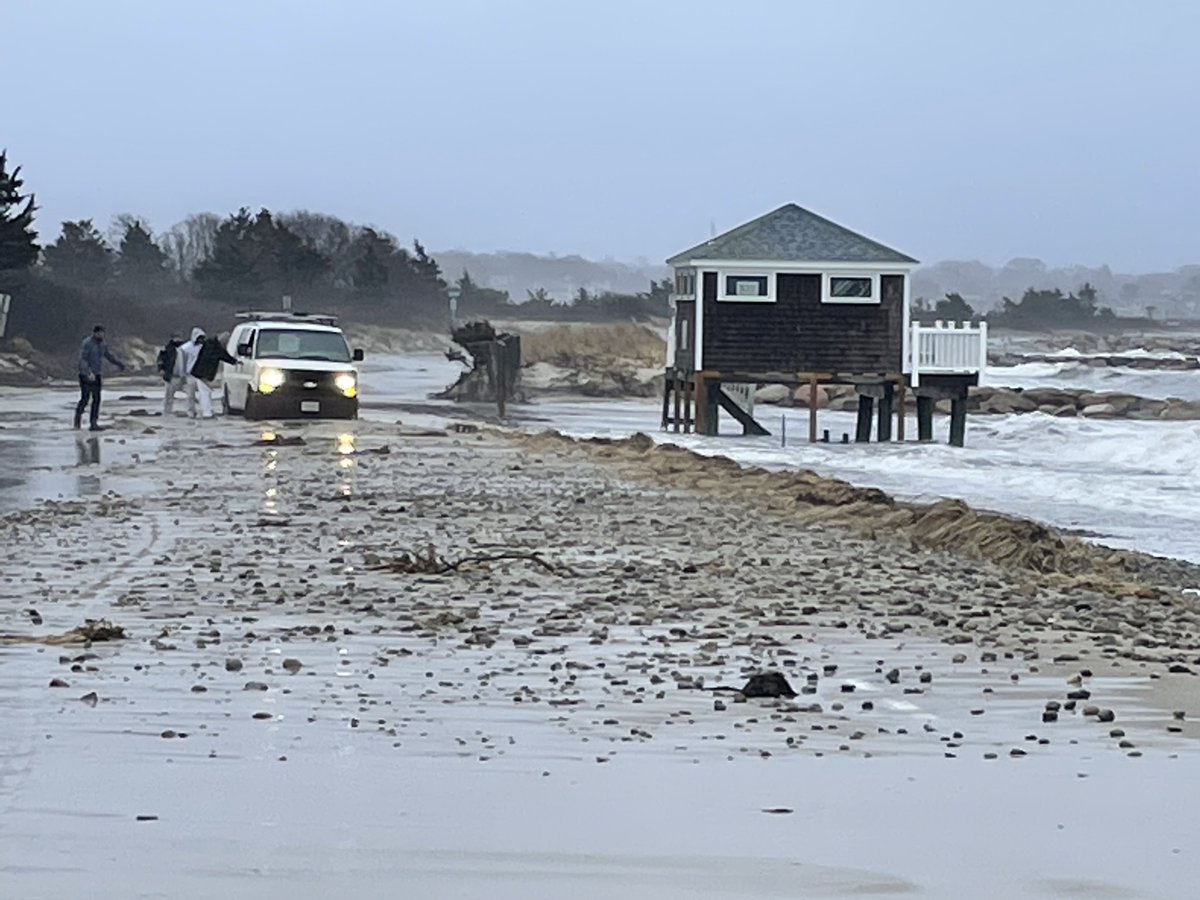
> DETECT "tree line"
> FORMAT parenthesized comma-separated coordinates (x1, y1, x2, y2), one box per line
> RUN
(0, 150, 668, 352)
(914, 283, 1135, 330)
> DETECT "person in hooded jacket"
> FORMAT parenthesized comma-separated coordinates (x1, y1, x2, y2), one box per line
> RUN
(186, 330, 239, 418)
(157, 333, 187, 416)
(179, 327, 207, 418)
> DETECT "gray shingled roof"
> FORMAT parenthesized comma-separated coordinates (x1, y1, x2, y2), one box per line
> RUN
(666, 203, 917, 266)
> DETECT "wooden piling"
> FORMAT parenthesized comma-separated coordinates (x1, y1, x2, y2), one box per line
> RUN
(676, 376, 686, 434)
(693, 372, 722, 436)
(917, 395, 934, 442)
(683, 377, 694, 434)
(896, 380, 907, 442)
(877, 384, 894, 443)
(661, 372, 672, 430)
(949, 396, 967, 447)
(808, 376, 818, 444)
(704, 376, 721, 436)
(855, 395, 874, 443)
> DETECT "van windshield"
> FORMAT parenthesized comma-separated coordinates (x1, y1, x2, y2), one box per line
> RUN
(255, 329, 351, 363)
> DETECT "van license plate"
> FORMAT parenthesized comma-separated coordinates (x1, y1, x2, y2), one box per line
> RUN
(301, 401, 320, 413)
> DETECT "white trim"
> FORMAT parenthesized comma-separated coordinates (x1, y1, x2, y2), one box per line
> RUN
(901, 272, 912, 374)
(694, 273, 704, 371)
(717, 271, 776, 303)
(677, 258, 917, 273)
(665, 305, 677, 367)
(822, 272, 879, 305)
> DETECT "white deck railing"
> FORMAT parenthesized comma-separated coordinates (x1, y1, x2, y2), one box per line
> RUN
(910, 321, 988, 386)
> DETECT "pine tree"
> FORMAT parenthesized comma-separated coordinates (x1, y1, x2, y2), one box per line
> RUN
(42, 219, 113, 286)
(192, 208, 261, 302)
(350, 228, 398, 293)
(0, 150, 38, 272)
(116, 218, 170, 288)
(193, 208, 331, 304)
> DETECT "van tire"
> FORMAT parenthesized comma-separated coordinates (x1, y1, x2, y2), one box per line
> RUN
(244, 392, 262, 421)
(223, 386, 241, 417)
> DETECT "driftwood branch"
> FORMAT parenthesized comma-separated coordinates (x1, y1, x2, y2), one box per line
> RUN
(369, 545, 574, 578)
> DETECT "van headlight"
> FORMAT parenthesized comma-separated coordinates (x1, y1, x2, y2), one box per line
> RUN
(334, 372, 357, 398)
(258, 368, 286, 394)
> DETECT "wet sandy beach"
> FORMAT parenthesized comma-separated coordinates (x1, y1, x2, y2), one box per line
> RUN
(1, 387, 1198, 899)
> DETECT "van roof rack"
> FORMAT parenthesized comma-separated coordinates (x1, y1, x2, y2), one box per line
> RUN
(234, 310, 339, 326)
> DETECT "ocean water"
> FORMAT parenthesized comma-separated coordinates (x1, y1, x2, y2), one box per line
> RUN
(364, 355, 1200, 564)
(987, 362, 1200, 401)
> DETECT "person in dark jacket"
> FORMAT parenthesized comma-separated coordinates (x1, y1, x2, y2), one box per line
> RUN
(186, 331, 238, 418)
(157, 333, 187, 416)
(75, 324, 126, 431)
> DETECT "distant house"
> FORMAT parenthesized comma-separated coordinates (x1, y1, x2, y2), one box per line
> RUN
(663, 204, 986, 445)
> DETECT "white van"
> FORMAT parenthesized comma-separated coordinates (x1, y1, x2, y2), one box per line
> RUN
(222, 312, 363, 420)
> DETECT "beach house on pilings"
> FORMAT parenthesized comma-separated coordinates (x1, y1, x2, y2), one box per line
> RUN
(662, 204, 987, 446)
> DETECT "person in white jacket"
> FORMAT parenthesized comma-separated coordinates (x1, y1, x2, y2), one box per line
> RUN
(179, 327, 207, 418)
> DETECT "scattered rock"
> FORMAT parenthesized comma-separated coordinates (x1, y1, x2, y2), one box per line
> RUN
(739, 672, 797, 699)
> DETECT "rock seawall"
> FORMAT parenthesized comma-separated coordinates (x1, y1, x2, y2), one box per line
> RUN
(753, 382, 1200, 421)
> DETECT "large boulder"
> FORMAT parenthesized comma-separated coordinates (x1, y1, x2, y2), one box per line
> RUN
(971, 387, 1039, 415)
(1159, 400, 1200, 421)
(755, 384, 791, 405)
(1124, 400, 1168, 420)
(1023, 387, 1082, 408)
(790, 385, 834, 409)
(1040, 404, 1078, 417)
(1078, 392, 1140, 413)
(1081, 403, 1117, 418)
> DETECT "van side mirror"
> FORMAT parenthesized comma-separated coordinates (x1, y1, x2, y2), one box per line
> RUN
(237, 343, 252, 358)
(352, 348, 364, 362)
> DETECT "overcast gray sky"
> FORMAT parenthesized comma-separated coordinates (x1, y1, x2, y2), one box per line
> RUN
(6, 1, 1198, 271)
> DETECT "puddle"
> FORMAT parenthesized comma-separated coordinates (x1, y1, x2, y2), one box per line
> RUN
(0, 427, 156, 513)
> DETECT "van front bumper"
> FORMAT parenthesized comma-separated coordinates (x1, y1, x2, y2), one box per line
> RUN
(247, 388, 358, 420)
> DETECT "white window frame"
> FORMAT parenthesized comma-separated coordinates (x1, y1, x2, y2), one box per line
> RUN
(823, 272, 880, 305)
(718, 271, 775, 303)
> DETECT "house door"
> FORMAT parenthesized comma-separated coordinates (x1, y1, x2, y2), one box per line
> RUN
(674, 300, 695, 371)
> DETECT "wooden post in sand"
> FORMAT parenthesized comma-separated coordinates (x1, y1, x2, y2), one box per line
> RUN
(492, 340, 507, 419)
(684, 377, 695, 433)
(917, 395, 935, 442)
(877, 383, 894, 442)
(896, 380, 907, 442)
(808, 376, 819, 444)
(661, 373, 672, 430)
(949, 395, 967, 448)
(693, 373, 710, 435)
(855, 394, 874, 443)
(673, 376, 683, 433)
